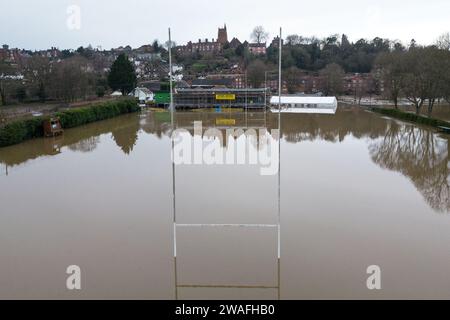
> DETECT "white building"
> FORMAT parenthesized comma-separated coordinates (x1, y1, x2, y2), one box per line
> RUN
(129, 87, 154, 103)
(110, 90, 123, 97)
(270, 96, 338, 114)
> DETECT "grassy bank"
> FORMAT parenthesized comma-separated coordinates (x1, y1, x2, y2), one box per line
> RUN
(0, 98, 138, 147)
(371, 107, 450, 129)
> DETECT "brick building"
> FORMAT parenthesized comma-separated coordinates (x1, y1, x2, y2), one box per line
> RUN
(270, 36, 283, 48)
(177, 25, 228, 54)
(0, 45, 28, 67)
(343, 74, 375, 95)
(204, 73, 246, 89)
(229, 37, 242, 49)
(217, 24, 228, 45)
(248, 43, 266, 55)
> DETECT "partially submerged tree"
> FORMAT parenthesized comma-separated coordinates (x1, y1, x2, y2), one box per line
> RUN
(375, 51, 406, 107)
(401, 49, 428, 113)
(421, 47, 447, 114)
(401, 47, 449, 114)
(444, 55, 450, 104)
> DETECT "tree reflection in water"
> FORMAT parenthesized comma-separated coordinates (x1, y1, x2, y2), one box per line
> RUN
(267, 108, 449, 213)
(68, 136, 100, 153)
(111, 115, 141, 155)
(369, 121, 449, 213)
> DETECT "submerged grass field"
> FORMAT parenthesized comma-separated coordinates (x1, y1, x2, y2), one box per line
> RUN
(371, 107, 450, 129)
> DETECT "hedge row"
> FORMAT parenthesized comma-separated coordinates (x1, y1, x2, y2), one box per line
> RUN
(371, 107, 450, 128)
(55, 98, 138, 128)
(0, 98, 139, 147)
(0, 117, 45, 147)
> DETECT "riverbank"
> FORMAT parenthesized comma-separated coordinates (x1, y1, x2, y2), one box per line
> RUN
(0, 98, 138, 147)
(371, 107, 450, 130)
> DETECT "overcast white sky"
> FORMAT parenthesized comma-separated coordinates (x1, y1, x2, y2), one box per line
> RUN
(1, 0, 449, 50)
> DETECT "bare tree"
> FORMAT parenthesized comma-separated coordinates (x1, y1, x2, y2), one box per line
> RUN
(24, 55, 52, 102)
(251, 26, 269, 44)
(435, 32, 450, 50)
(423, 47, 447, 114)
(375, 51, 406, 108)
(401, 48, 428, 113)
(319, 63, 344, 95)
(354, 78, 374, 105)
(0, 61, 15, 105)
(444, 51, 450, 103)
(285, 66, 302, 93)
(286, 34, 301, 46)
(50, 56, 94, 102)
(401, 47, 448, 114)
(247, 59, 267, 88)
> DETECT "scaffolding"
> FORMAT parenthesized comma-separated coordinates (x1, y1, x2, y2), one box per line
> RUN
(175, 88, 268, 109)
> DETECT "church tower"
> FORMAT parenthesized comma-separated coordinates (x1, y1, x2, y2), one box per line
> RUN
(217, 24, 228, 44)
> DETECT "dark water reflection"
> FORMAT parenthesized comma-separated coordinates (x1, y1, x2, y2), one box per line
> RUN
(368, 122, 449, 212)
(279, 110, 449, 213)
(1, 106, 449, 299)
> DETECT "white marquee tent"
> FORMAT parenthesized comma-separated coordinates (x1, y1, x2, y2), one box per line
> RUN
(270, 96, 338, 114)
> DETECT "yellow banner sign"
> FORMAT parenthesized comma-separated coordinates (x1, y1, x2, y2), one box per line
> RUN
(215, 94, 236, 100)
(216, 118, 236, 125)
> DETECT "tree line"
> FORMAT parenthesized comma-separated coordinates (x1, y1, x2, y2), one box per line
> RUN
(376, 44, 450, 114)
(269, 34, 397, 73)
(243, 29, 450, 112)
(1, 55, 106, 105)
(0, 52, 137, 106)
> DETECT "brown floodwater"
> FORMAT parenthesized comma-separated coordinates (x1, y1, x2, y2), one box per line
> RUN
(0, 105, 449, 299)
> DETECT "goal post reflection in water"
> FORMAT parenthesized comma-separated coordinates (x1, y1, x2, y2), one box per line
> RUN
(169, 111, 281, 299)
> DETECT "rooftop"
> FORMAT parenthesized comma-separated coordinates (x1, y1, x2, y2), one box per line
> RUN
(270, 96, 337, 105)
(191, 78, 233, 88)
